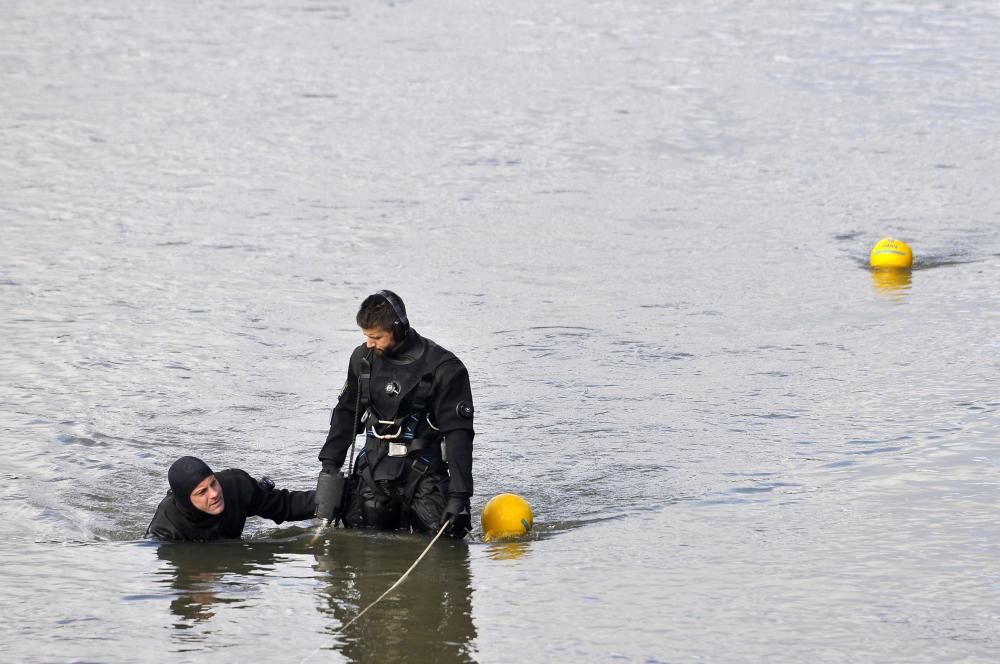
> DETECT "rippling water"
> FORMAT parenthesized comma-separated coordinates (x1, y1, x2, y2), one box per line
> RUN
(2, 1, 999, 662)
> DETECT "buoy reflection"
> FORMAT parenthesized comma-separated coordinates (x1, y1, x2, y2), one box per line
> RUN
(486, 540, 530, 561)
(870, 268, 912, 299)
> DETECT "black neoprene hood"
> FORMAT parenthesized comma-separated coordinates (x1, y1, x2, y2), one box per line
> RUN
(167, 456, 214, 512)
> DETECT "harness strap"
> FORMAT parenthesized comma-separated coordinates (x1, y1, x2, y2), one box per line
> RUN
(361, 372, 437, 440)
(363, 434, 438, 460)
(343, 348, 374, 526)
(408, 438, 433, 452)
(357, 351, 372, 417)
(410, 373, 434, 414)
(357, 451, 394, 503)
(400, 455, 432, 519)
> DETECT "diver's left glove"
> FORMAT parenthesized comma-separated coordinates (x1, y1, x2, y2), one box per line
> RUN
(442, 495, 471, 539)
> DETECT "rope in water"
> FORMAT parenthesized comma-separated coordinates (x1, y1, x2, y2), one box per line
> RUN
(299, 521, 451, 664)
(334, 519, 451, 634)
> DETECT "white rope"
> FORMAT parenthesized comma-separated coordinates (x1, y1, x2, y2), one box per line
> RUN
(334, 520, 451, 634)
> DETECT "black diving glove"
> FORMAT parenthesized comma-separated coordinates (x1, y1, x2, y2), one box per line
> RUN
(442, 495, 471, 539)
(315, 468, 347, 523)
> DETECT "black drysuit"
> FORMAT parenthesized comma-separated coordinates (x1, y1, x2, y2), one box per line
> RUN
(146, 469, 315, 541)
(319, 330, 474, 532)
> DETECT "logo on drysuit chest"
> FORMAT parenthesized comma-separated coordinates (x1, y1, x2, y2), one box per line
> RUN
(384, 381, 402, 397)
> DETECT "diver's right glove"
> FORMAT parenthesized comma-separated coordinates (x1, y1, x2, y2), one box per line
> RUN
(314, 468, 347, 524)
(442, 495, 471, 539)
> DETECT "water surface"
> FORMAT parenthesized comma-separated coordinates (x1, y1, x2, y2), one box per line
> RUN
(2, 1, 999, 662)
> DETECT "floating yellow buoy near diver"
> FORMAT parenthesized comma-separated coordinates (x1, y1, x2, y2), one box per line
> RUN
(869, 237, 913, 269)
(481, 493, 533, 542)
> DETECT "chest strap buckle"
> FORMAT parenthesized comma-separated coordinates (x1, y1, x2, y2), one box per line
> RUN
(367, 419, 403, 440)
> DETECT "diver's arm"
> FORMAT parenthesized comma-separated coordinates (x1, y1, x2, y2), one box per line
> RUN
(318, 346, 365, 471)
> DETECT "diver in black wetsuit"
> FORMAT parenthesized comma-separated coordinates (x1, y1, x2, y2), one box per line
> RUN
(146, 456, 315, 541)
(315, 291, 475, 538)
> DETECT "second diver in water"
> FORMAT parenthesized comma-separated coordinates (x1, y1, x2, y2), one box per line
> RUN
(147, 455, 316, 541)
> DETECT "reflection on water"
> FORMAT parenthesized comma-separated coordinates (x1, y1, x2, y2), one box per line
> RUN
(312, 530, 477, 664)
(154, 531, 478, 663)
(484, 540, 531, 561)
(870, 268, 912, 299)
(156, 542, 278, 627)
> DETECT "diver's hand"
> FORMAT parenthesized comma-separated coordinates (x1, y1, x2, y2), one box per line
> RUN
(315, 468, 347, 522)
(442, 495, 471, 539)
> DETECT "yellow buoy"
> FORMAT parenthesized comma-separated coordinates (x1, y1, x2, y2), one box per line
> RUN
(481, 493, 533, 542)
(869, 237, 913, 269)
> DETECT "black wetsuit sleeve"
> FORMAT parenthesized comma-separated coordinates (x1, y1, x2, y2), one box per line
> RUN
(236, 470, 316, 524)
(444, 429, 474, 498)
(431, 358, 475, 498)
(319, 346, 364, 470)
(251, 488, 316, 524)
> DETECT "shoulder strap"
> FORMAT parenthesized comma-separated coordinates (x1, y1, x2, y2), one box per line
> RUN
(358, 348, 373, 412)
(410, 373, 434, 415)
(346, 348, 374, 477)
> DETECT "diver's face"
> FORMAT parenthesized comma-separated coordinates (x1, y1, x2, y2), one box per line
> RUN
(190, 475, 225, 515)
(362, 327, 396, 354)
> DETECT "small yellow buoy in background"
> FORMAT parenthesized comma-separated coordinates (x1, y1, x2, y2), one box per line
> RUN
(481, 493, 533, 542)
(869, 237, 913, 269)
